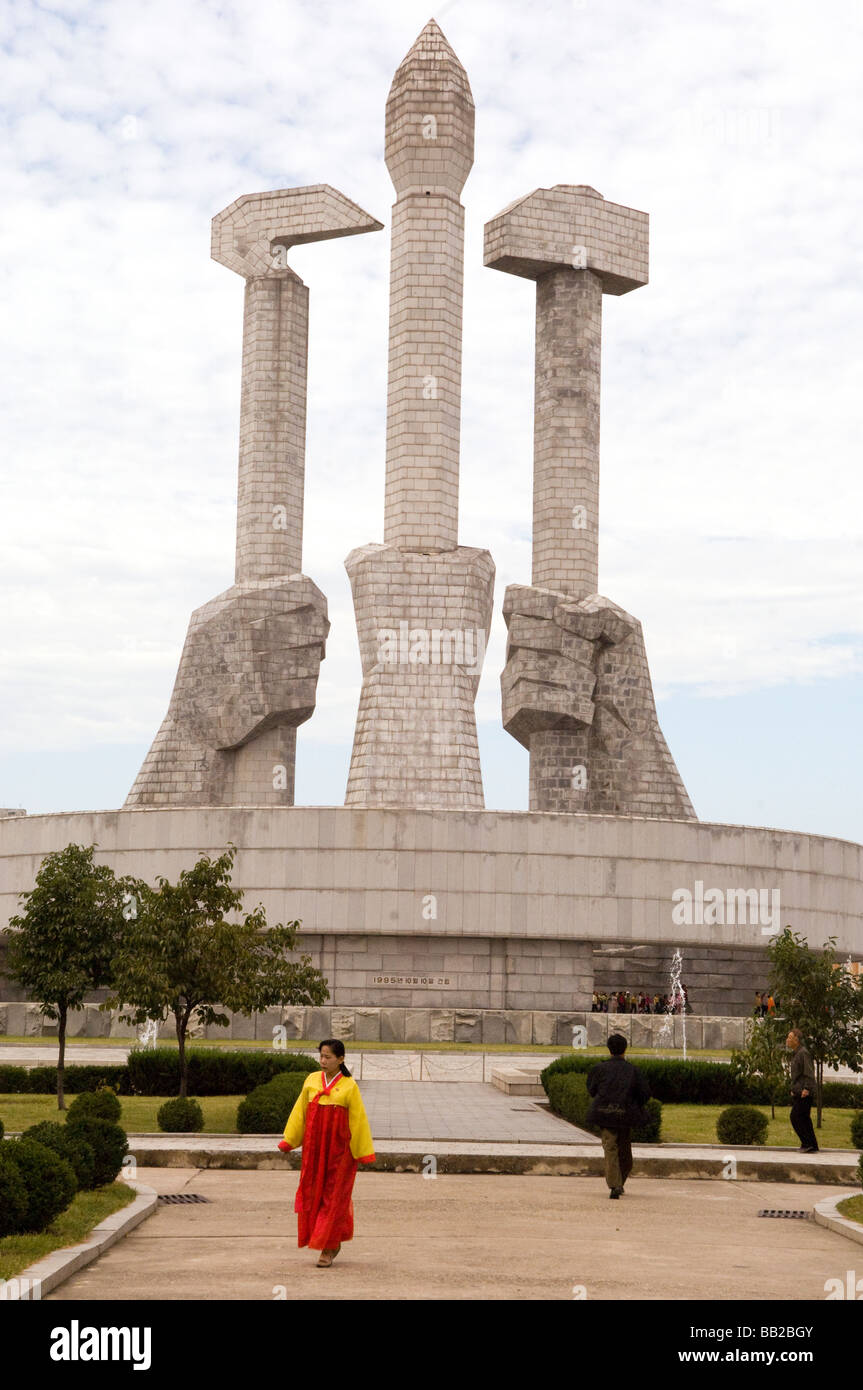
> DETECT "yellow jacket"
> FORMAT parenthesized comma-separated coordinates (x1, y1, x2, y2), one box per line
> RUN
(281, 1071, 376, 1163)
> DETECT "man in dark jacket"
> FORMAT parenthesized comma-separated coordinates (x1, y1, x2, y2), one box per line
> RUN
(587, 1033, 650, 1198)
(787, 1028, 819, 1153)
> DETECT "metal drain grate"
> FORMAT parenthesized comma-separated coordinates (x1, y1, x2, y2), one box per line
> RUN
(158, 1193, 211, 1205)
(758, 1209, 811, 1219)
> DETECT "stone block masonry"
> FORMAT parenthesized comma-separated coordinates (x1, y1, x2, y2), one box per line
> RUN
(345, 21, 494, 808)
(126, 576, 328, 806)
(383, 20, 474, 551)
(502, 587, 695, 818)
(127, 187, 381, 807)
(345, 544, 494, 807)
(485, 186, 694, 818)
(0, 1001, 759, 1049)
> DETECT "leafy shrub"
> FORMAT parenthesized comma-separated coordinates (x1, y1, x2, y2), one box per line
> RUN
(0, 1148, 28, 1236)
(716, 1105, 769, 1146)
(64, 1117, 128, 1187)
(157, 1097, 204, 1133)
(544, 1073, 663, 1143)
(633, 1098, 663, 1143)
(22, 1121, 96, 1189)
(0, 1116, 4, 1140)
(858, 1153, 863, 1190)
(236, 1072, 307, 1133)
(2, 1138, 77, 1232)
(126, 1048, 317, 1096)
(67, 1089, 122, 1124)
(851, 1111, 863, 1150)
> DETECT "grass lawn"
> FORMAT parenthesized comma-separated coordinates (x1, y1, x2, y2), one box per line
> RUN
(653, 1104, 860, 1149)
(0, 1094, 243, 1134)
(837, 1195, 863, 1224)
(0, 1181, 136, 1282)
(0, 1034, 733, 1058)
(4, 1092, 861, 1149)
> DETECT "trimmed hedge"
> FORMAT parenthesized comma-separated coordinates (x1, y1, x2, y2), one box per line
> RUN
(126, 1048, 318, 1097)
(851, 1112, 863, 1150)
(22, 1121, 96, 1190)
(64, 1117, 128, 1187)
(2, 1138, 77, 1232)
(541, 1055, 863, 1109)
(545, 1073, 662, 1143)
(822, 1081, 863, 1109)
(157, 1097, 204, 1133)
(237, 1072, 308, 1134)
(546, 1074, 592, 1129)
(67, 1090, 122, 1124)
(716, 1105, 769, 1145)
(0, 1148, 28, 1236)
(0, 1049, 319, 1097)
(543, 1056, 755, 1104)
(0, 1063, 131, 1095)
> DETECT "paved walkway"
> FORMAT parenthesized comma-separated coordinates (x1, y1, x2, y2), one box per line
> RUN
(359, 1080, 584, 1142)
(47, 1169, 857, 1302)
(125, 1082, 594, 1145)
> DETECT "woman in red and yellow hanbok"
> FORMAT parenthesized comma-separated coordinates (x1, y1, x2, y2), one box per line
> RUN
(278, 1039, 375, 1266)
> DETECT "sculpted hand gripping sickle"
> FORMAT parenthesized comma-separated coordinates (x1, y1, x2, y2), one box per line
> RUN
(126, 188, 381, 807)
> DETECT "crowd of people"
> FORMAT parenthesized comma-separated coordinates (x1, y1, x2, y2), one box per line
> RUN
(593, 987, 778, 1016)
(591, 988, 690, 1015)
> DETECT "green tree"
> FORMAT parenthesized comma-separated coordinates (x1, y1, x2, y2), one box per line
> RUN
(768, 927, 863, 1127)
(730, 1012, 789, 1118)
(6, 843, 134, 1109)
(106, 845, 328, 1097)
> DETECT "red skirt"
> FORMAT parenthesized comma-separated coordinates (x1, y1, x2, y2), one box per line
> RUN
(294, 1099, 359, 1250)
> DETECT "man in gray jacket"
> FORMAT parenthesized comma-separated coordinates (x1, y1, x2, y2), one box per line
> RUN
(787, 1027, 819, 1153)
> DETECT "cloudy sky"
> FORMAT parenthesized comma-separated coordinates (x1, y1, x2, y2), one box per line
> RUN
(0, 0, 861, 843)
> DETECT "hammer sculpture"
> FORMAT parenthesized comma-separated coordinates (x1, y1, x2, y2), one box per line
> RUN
(127, 186, 382, 807)
(485, 184, 695, 817)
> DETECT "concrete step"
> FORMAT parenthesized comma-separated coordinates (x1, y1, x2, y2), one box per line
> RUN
(491, 1067, 544, 1096)
(124, 1136, 860, 1183)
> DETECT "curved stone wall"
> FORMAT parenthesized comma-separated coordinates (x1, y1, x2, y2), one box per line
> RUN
(1, 807, 860, 1016)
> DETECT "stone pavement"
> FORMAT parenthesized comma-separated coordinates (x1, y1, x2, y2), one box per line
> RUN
(47, 1168, 857, 1302)
(359, 1080, 583, 1142)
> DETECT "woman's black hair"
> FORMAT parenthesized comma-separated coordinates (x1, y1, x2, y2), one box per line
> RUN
(319, 1038, 351, 1077)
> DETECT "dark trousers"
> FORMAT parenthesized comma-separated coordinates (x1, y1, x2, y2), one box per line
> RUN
(600, 1127, 633, 1190)
(790, 1095, 818, 1150)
